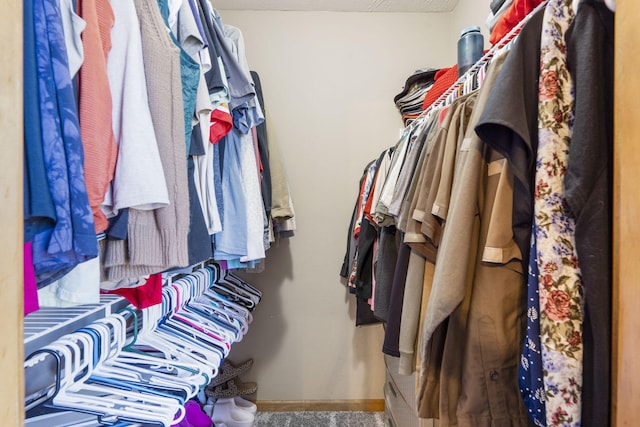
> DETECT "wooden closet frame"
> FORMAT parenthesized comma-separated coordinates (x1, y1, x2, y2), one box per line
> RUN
(1, 1, 637, 425)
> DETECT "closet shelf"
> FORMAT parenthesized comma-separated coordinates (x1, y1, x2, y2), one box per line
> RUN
(24, 295, 130, 358)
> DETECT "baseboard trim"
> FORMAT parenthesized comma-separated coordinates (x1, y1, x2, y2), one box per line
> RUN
(256, 399, 385, 412)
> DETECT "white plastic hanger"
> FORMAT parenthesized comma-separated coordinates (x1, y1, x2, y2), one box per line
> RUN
(213, 264, 262, 303)
(171, 273, 245, 342)
(49, 330, 186, 427)
(186, 297, 244, 341)
(36, 334, 173, 426)
(161, 286, 232, 354)
(198, 289, 252, 334)
(137, 304, 221, 375)
(87, 316, 201, 401)
(170, 278, 240, 341)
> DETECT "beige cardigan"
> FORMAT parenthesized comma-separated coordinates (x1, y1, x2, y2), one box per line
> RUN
(104, 0, 189, 281)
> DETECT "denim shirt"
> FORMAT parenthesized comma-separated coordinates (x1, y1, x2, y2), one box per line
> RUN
(32, 0, 98, 284)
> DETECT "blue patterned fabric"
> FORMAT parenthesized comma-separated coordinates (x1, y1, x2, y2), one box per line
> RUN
(32, 0, 98, 283)
(213, 134, 248, 261)
(24, 0, 56, 243)
(212, 140, 224, 234)
(232, 102, 264, 135)
(232, 104, 251, 134)
(520, 228, 546, 426)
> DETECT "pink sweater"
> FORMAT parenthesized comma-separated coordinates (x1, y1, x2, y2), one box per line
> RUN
(77, 0, 117, 233)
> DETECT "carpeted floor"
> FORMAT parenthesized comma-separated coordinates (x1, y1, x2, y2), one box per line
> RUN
(253, 411, 388, 426)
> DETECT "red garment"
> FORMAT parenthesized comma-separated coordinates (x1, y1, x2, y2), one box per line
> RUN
(490, 0, 545, 45)
(437, 106, 450, 126)
(209, 104, 233, 144)
(422, 65, 459, 110)
(104, 273, 163, 309)
(77, 0, 118, 233)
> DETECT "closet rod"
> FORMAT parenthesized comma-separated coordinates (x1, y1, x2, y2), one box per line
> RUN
(426, 0, 549, 114)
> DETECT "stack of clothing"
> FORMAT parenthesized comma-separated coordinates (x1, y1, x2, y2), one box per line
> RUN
(393, 68, 438, 125)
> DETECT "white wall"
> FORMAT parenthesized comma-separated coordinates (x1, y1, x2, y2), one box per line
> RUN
(217, 0, 490, 402)
(449, 0, 493, 49)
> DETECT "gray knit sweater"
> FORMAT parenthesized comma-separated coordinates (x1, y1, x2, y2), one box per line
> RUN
(104, 0, 189, 281)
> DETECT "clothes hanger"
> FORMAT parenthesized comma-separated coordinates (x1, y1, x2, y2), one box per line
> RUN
(198, 288, 253, 334)
(141, 303, 222, 374)
(477, 61, 487, 88)
(173, 302, 239, 344)
(83, 317, 197, 403)
(180, 274, 252, 335)
(128, 304, 217, 382)
(184, 298, 244, 341)
(160, 307, 231, 356)
(207, 280, 257, 311)
(172, 270, 252, 336)
(158, 319, 227, 360)
(47, 332, 186, 427)
(214, 278, 261, 309)
(169, 276, 243, 342)
(37, 334, 138, 423)
(25, 261, 263, 423)
(74, 325, 189, 403)
(462, 73, 472, 96)
(214, 265, 262, 302)
(161, 284, 234, 353)
(24, 348, 63, 411)
(203, 268, 259, 308)
(158, 297, 230, 359)
(24, 251, 264, 425)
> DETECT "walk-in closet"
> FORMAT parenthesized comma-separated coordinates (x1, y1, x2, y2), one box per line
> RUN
(1, 0, 638, 425)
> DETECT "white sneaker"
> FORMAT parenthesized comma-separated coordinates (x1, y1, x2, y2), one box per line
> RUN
(203, 403, 214, 417)
(212, 400, 255, 427)
(215, 397, 257, 415)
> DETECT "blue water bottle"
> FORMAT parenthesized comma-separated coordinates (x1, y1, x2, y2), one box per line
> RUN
(457, 26, 484, 77)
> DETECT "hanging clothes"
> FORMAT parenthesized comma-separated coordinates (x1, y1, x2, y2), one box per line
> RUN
(534, 0, 583, 424)
(564, 1, 614, 425)
(102, 0, 189, 282)
(23, 0, 55, 245)
(57, 0, 85, 78)
(342, 1, 613, 425)
(32, 0, 98, 287)
(474, 8, 546, 424)
(76, 0, 118, 234)
(489, 0, 545, 44)
(103, 0, 170, 220)
(251, 71, 273, 221)
(487, 0, 515, 32)
(24, 0, 294, 315)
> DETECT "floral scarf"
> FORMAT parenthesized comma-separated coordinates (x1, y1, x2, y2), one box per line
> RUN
(535, 0, 583, 425)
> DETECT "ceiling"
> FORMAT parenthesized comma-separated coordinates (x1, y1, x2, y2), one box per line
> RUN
(213, 0, 460, 13)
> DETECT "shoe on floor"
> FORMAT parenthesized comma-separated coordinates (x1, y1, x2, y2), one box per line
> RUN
(209, 359, 254, 388)
(212, 399, 255, 427)
(206, 379, 258, 399)
(215, 397, 257, 415)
